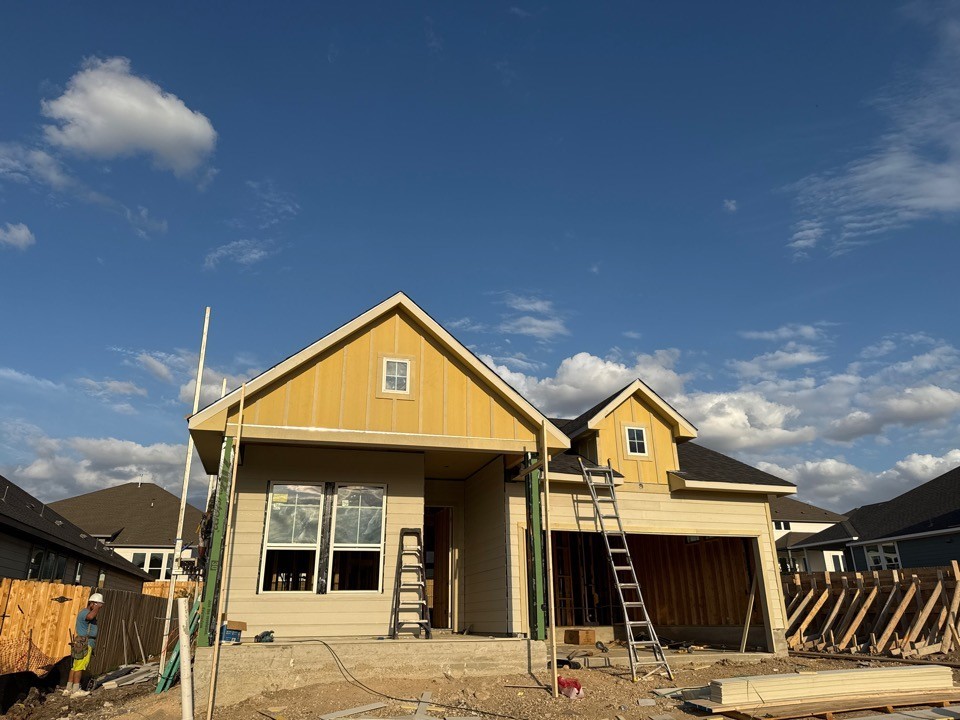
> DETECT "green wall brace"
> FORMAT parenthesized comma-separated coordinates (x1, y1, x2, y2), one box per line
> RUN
(524, 452, 546, 641)
(197, 436, 234, 648)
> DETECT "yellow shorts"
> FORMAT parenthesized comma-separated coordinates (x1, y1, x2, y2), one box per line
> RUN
(71, 646, 92, 672)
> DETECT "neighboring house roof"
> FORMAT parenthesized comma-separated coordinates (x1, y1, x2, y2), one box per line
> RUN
(776, 531, 815, 550)
(796, 466, 960, 549)
(49, 482, 203, 548)
(558, 380, 697, 441)
(769, 496, 846, 523)
(0, 474, 151, 580)
(674, 442, 795, 489)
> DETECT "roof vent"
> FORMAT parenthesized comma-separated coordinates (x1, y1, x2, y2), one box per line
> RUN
(54, 520, 63, 526)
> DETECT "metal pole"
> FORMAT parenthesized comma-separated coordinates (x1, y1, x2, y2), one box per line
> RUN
(160, 307, 211, 678)
(205, 384, 246, 720)
(540, 423, 558, 699)
(178, 597, 195, 720)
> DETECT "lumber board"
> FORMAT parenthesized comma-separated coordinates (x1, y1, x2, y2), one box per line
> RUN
(709, 666, 953, 706)
(318, 703, 388, 720)
(876, 582, 919, 652)
(687, 690, 960, 719)
(838, 584, 878, 650)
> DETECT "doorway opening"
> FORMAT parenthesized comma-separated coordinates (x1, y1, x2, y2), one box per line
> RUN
(424, 506, 452, 629)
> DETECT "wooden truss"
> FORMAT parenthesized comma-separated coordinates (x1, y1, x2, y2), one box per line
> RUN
(781, 561, 960, 658)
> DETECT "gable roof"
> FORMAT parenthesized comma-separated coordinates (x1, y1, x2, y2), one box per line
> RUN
(0, 474, 151, 580)
(673, 442, 794, 490)
(49, 482, 203, 548)
(769, 496, 846, 523)
(795, 466, 960, 549)
(188, 292, 570, 453)
(559, 380, 697, 441)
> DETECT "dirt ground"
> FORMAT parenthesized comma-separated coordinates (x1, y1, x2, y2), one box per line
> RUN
(6, 655, 960, 720)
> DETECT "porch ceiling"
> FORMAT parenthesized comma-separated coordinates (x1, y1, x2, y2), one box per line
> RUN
(424, 449, 516, 479)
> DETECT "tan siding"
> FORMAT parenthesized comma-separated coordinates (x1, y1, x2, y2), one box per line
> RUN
(462, 458, 510, 633)
(424, 479, 465, 630)
(593, 394, 680, 486)
(222, 445, 424, 638)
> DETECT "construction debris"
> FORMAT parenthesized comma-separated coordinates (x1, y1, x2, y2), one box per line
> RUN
(782, 562, 960, 657)
(317, 702, 387, 719)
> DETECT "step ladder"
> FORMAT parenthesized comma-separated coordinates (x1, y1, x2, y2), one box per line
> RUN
(391, 527, 432, 639)
(578, 458, 672, 681)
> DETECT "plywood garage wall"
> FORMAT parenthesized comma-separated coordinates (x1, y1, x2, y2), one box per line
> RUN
(506, 482, 788, 652)
(223, 445, 424, 638)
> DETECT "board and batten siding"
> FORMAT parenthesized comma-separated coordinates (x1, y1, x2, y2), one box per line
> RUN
(222, 309, 539, 445)
(423, 478, 466, 631)
(582, 393, 681, 487)
(462, 457, 511, 634)
(222, 445, 424, 638)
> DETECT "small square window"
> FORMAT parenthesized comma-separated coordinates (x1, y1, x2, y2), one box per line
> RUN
(625, 427, 647, 456)
(383, 358, 410, 394)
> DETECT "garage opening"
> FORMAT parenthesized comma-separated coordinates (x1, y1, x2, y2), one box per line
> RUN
(551, 531, 767, 650)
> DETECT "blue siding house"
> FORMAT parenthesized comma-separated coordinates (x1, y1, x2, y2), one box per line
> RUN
(793, 465, 960, 571)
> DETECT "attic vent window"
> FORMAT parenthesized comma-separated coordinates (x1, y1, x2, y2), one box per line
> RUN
(382, 358, 409, 394)
(625, 426, 648, 456)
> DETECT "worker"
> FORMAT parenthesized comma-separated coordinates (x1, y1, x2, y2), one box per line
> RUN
(66, 592, 104, 696)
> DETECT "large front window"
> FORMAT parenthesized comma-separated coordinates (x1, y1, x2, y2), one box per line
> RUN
(330, 486, 385, 592)
(261, 484, 324, 592)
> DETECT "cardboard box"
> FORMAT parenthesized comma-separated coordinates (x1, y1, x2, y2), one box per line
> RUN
(563, 628, 596, 645)
(225, 620, 247, 632)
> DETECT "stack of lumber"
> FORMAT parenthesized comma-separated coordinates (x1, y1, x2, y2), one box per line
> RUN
(780, 561, 960, 657)
(709, 666, 954, 707)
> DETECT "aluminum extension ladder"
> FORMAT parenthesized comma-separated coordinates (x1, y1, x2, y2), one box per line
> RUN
(578, 458, 672, 680)
(391, 527, 432, 639)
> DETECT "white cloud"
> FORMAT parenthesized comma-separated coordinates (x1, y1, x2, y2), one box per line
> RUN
(681, 391, 817, 452)
(860, 339, 897, 359)
(788, 9, 960, 255)
(502, 294, 555, 314)
(739, 324, 824, 342)
(0, 367, 63, 392)
(622, 330, 642, 340)
(204, 239, 276, 269)
(498, 315, 569, 341)
(246, 179, 299, 229)
(77, 378, 147, 398)
(729, 344, 829, 378)
(0, 222, 35, 250)
(179, 365, 252, 409)
(0, 143, 167, 237)
(136, 352, 175, 383)
(760, 448, 960, 510)
(722, 199, 738, 213)
(484, 349, 688, 418)
(825, 384, 960, 441)
(42, 57, 216, 177)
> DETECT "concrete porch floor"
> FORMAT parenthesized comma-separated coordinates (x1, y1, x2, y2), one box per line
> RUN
(556, 642, 774, 670)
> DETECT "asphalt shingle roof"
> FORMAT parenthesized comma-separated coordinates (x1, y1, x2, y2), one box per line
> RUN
(796, 467, 960, 548)
(49, 482, 203, 548)
(675, 442, 795, 488)
(769, 496, 846, 523)
(556, 385, 631, 440)
(0, 474, 151, 579)
(548, 452, 624, 478)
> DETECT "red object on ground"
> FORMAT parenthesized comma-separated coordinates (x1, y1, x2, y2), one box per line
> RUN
(557, 676, 584, 699)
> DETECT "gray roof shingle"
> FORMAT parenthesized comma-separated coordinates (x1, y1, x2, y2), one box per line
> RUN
(49, 482, 203, 548)
(770, 496, 846, 522)
(674, 442, 795, 488)
(0, 474, 151, 579)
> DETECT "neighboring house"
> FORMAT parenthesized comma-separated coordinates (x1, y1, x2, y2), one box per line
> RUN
(49, 482, 203, 580)
(187, 293, 796, 652)
(794, 465, 960, 571)
(768, 496, 847, 573)
(0, 473, 150, 591)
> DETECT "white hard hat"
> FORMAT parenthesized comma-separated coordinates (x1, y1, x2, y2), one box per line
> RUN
(89, 593, 104, 604)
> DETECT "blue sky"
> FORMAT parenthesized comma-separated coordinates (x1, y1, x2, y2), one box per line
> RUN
(1, 3, 959, 510)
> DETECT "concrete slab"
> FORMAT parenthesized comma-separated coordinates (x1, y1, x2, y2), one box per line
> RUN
(194, 636, 548, 709)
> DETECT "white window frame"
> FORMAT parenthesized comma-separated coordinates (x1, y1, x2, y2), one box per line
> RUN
(259, 481, 325, 594)
(864, 541, 900, 570)
(381, 357, 411, 395)
(623, 425, 649, 457)
(327, 483, 388, 594)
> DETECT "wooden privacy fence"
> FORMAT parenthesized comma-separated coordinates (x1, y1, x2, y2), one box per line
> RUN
(142, 580, 201, 599)
(781, 562, 960, 658)
(0, 578, 168, 677)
